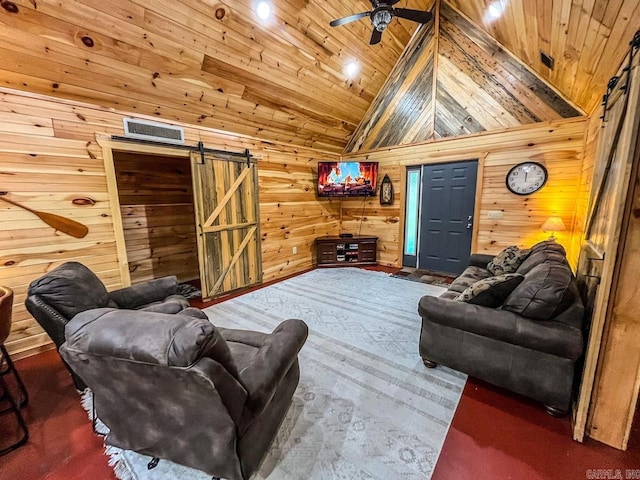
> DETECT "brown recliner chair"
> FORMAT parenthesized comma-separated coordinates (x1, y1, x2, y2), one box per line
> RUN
(25, 262, 190, 390)
(60, 306, 308, 480)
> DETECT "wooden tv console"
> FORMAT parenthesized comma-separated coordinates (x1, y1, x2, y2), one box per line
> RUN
(315, 235, 378, 267)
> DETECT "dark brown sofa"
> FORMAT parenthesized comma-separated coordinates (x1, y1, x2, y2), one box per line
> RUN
(418, 240, 585, 416)
(60, 306, 308, 480)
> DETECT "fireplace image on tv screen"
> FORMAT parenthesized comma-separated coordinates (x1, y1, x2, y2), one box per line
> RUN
(317, 161, 378, 197)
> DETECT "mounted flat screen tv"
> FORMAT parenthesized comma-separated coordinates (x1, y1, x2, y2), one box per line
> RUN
(317, 161, 379, 197)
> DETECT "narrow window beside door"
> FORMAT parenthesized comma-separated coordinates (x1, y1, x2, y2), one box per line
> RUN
(403, 167, 421, 267)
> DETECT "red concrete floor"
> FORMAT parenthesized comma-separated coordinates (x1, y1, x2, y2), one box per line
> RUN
(4, 350, 638, 480)
(1, 267, 638, 480)
(0, 349, 116, 480)
(433, 377, 640, 480)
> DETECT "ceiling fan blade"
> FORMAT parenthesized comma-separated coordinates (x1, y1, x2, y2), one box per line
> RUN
(330, 11, 371, 27)
(370, 29, 383, 45)
(393, 8, 433, 24)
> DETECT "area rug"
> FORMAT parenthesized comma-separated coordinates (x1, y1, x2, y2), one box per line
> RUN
(392, 267, 455, 288)
(84, 268, 466, 479)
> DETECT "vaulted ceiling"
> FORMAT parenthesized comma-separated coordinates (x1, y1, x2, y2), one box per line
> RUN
(448, 0, 640, 115)
(0, 0, 637, 153)
(346, 3, 583, 152)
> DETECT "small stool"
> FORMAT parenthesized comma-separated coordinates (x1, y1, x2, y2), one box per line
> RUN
(0, 286, 29, 455)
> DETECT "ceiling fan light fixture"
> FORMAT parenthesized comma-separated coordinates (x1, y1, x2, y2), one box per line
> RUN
(372, 10, 392, 31)
(329, 2, 432, 45)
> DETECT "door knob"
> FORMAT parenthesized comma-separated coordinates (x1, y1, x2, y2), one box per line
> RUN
(467, 223, 472, 229)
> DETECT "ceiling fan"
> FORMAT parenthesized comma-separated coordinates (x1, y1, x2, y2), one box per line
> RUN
(329, 0, 433, 45)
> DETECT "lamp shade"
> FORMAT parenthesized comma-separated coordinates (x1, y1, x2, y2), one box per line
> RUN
(541, 216, 566, 232)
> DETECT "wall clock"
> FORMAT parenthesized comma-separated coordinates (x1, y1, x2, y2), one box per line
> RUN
(505, 162, 548, 195)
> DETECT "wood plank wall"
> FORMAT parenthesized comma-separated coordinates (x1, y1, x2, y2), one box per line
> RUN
(339, 164, 404, 266)
(0, 87, 339, 359)
(259, 159, 340, 279)
(343, 117, 587, 267)
(113, 151, 199, 284)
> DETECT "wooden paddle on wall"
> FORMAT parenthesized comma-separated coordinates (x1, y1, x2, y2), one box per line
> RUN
(0, 193, 89, 238)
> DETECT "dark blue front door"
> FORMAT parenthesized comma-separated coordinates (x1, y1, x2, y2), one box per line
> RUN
(418, 160, 478, 275)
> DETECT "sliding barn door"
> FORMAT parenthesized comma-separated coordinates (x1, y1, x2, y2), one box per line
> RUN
(573, 42, 640, 447)
(190, 152, 261, 299)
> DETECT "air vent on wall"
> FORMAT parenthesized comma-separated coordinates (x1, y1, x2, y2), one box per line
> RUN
(540, 50, 555, 70)
(122, 118, 185, 145)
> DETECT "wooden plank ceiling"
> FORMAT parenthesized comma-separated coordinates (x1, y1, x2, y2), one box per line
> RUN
(346, 2, 582, 152)
(348, 19, 437, 151)
(0, 0, 635, 152)
(447, 0, 640, 116)
(0, 0, 432, 153)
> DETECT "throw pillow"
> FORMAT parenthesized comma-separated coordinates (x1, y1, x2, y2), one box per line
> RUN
(487, 245, 531, 275)
(455, 273, 525, 308)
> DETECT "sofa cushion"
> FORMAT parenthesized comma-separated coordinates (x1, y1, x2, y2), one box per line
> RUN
(455, 273, 524, 307)
(439, 290, 460, 301)
(487, 246, 531, 276)
(139, 294, 191, 314)
(516, 251, 568, 275)
(447, 266, 493, 294)
(502, 263, 575, 320)
(530, 239, 566, 255)
(517, 243, 568, 275)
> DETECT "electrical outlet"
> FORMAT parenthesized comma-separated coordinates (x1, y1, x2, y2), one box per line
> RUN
(487, 210, 504, 219)
(292, 246, 298, 254)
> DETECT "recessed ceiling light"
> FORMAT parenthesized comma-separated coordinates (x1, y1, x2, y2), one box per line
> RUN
(345, 61, 359, 78)
(487, 0, 505, 20)
(256, 1, 271, 20)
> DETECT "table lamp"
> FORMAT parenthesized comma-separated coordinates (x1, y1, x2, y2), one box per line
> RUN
(541, 216, 566, 240)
